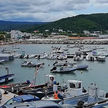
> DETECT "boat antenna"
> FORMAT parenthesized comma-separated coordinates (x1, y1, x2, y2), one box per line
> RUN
(5, 67, 9, 75)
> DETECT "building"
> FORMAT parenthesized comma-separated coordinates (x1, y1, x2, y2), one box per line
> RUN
(10, 30, 31, 40)
(83, 30, 90, 35)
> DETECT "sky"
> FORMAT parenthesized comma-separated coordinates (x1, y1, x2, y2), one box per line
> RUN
(0, 0, 108, 22)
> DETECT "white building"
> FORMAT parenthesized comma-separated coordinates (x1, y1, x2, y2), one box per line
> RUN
(58, 29, 63, 32)
(10, 30, 23, 39)
(83, 30, 90, 35)
(10, 30, 32, 40)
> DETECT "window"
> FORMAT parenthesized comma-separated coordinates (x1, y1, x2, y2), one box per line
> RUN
(69, 83, 75, 88)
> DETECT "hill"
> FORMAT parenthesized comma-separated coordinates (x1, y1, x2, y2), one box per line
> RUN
(32, 13, 108, 33)
(0, 20, 46, 31)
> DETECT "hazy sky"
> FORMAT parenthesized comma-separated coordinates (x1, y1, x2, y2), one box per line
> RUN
(0, 0, 108, 22)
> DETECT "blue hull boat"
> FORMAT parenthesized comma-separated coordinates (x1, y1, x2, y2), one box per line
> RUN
(0, 74, 14, 84)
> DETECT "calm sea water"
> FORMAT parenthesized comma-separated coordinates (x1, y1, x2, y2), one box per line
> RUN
(0, 44, 108, 92)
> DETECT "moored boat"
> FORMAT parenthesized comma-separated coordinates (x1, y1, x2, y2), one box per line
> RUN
(21, 61, 44, 68)
(50, 66, 76, 73)
(96, 56, 106, 62)
(75, 64, 88, 70)
(0, 67, 14, 84)
(0, 74, 14, 84)
(42, 80, 88, 103)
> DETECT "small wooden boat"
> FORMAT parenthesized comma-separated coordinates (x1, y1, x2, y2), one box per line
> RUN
(0, 81, 31, 92)
(21, 86, 54, 99)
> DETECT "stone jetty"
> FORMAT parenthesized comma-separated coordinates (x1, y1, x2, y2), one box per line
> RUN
(23, 38, 108, 45)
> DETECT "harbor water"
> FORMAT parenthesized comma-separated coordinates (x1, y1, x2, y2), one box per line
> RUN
(0, 44, 108, 92)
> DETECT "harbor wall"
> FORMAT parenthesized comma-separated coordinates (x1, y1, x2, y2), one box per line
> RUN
(23, 38, 108, 44)
(1, 38, 108, 45)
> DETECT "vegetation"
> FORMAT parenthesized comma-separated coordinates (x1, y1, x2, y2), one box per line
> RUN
(31, 13, 108, 33)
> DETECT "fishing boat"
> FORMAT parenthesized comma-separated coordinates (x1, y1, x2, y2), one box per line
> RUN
(42, 80, 108, 107)
(0, 80, 31, 93)
(60, 82, 108, 107)
(17, 75, 61, 99)
(0, 67, 14, 84)
(21, 86, 54, 99)
(42, 80, 88, 103)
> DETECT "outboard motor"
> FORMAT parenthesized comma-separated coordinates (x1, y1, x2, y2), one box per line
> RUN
(50, 67, 56, 71)
(76, 101, 84, 108)
(82, 87, 87, 93)
(105, 93, 108, 98)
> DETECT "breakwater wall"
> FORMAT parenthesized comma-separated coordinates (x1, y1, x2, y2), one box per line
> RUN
(1, 38, 108, 45)
(23, 38, 108, 44)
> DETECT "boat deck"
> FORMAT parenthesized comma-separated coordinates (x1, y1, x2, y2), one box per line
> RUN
(0, 89, 17, 106)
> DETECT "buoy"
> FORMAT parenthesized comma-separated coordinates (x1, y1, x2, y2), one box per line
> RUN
(81, 71, 83, 74)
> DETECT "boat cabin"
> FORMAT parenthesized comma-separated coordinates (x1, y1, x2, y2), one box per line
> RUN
(45, 75, 55, 86)
(0, 54, 14, 61)
(67, 80, 83, 96)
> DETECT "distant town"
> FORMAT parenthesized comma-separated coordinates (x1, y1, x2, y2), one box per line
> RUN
(0, 29, 108, 45)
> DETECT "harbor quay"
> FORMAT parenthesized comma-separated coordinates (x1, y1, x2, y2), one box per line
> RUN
(0, 89, 17, 106)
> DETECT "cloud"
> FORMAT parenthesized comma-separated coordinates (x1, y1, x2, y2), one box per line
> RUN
(92, 0, 108, 9)
(0, 0, 107, 22)
(95, 0, 108, 4)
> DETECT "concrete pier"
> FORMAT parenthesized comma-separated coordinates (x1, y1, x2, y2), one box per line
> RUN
(0, 89, 17, 106)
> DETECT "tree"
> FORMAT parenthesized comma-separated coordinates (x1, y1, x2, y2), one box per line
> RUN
(0, 34, 5, 40)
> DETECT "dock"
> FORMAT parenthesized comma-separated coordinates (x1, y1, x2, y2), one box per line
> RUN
(0, 89, 17, 106)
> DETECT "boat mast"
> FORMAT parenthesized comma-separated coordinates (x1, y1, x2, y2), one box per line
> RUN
(34, 66, 39, 85)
